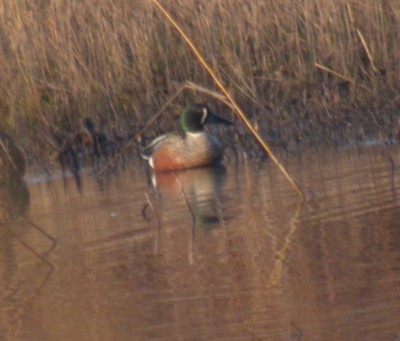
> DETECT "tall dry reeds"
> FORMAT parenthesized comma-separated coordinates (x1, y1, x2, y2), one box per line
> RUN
(0, 0, 399, 157)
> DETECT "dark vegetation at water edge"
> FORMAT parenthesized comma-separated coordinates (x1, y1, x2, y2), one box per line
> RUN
(0, 0, 399, 164)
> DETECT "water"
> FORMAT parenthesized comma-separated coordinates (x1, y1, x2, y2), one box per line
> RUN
(1, 144, 400, 341)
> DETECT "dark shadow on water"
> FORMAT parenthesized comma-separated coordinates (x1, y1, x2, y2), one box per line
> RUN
(56, 117, 136, 193)
(1, 172, 30, 220)
(1, 164, 56, 300)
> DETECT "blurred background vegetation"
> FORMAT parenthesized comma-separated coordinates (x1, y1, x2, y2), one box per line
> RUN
(0, 0, 399, 162)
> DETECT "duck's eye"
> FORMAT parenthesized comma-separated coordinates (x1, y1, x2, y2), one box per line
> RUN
(201, 107, 208, 124)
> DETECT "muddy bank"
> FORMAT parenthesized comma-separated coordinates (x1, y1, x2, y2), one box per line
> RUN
(13, 101, 400, 171)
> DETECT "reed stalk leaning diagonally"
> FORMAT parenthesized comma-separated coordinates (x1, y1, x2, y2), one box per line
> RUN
(150, 0, 304, 199)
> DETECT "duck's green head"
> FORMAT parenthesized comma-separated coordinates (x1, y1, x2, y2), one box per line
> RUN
(180, 103, 232, 133)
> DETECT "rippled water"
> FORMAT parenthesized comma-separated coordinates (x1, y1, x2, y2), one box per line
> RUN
(1, 144, 400, 340)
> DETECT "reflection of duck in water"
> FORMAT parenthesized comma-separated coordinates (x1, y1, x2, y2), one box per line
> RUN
(152, 165, 227, 227)
(141, 104, 232, 172)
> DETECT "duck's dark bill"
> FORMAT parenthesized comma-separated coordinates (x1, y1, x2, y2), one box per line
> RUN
(207, 112, 233, 126)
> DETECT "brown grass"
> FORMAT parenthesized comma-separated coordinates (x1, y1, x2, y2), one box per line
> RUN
(0, 0, 399, 158)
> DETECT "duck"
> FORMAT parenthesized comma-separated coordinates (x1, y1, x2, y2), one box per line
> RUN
(141, 103, 232, 172)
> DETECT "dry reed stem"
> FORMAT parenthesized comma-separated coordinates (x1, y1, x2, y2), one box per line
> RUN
(314, 63, 354, 84)
(185, 81, 234, 109)
(314, 63, 371, 93)
(0, 140, 20, 173)
(151, 0, 304, 199)
(356, 29, 378, 74)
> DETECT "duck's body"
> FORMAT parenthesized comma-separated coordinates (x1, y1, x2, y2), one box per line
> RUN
(142, 104, 231, 172)
(146, 131, 224, 172)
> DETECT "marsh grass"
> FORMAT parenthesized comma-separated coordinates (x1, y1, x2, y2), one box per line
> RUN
(0, 0, 399, 160)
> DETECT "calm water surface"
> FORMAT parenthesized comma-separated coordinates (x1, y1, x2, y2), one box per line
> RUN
(1, 145, 400, 340)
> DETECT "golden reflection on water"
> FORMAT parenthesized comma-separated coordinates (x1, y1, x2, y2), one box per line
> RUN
(1, 145, 400, 340)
